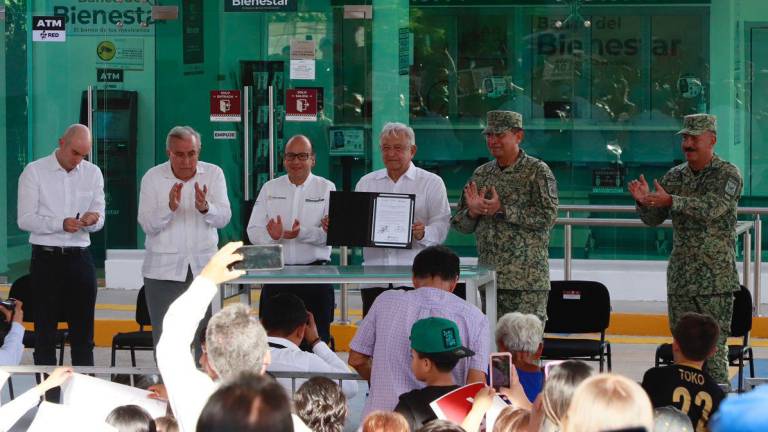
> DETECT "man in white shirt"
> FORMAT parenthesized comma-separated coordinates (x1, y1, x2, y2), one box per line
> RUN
(157, 241, 310, 432)
(261, 293, 358, 398)
(247, 135, 337, 342)
(354, 122, 451, 316)
(138, 126, 231, 350)
(0, 300, 24, 366)
(17, 123, 105, 366)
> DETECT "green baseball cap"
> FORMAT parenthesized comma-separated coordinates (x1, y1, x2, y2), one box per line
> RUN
(410, 317, 475, 360)
(677, 113, 717, 136)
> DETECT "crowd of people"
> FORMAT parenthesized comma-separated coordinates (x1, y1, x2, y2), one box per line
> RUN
(0, 109, 764, 431)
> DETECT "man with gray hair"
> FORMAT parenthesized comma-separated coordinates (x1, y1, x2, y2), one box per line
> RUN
(495, 312, 545, 401)
(138, 126, 231, 350)
(157, 241, 310, 432)
(353, 122, 451, 315)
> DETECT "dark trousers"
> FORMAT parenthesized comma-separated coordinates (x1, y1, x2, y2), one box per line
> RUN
(361, 283, 466, 317)
(145, 268, 211, 362)
(259, 262, 335, 343)
(31, 246, 97, 366)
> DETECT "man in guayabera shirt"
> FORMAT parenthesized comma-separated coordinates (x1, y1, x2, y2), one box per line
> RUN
(629, 113, 742, 386)
(451, 111, 558, 324)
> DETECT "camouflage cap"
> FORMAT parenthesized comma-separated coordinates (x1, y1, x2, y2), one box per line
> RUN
(676, 113, 717, 136)
(482, 110, 523, 134)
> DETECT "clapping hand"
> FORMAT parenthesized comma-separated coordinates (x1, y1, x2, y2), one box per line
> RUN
(169, 183, 183, 212)
(194, 182, 209, 213)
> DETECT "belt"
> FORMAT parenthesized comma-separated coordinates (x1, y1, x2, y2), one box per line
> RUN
(32, 245, 88, 255)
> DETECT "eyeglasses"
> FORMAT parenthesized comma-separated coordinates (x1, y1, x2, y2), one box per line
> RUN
(285, 152, 312, 161)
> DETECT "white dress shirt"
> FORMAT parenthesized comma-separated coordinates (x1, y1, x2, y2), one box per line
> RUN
(157, 276, 310, 432)
(355, 163, 451, 269)
(0, 323, 24, 366)
(247, 173, 335, 265)
(17, 150, 105, 247)
(138, 161, 231, 282)
(267, 336, 358, 398)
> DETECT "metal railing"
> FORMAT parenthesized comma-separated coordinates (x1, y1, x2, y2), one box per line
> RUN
(0, 366, 364, 399)
(442, 203, 766, 315)
(557, 204, 765, 315)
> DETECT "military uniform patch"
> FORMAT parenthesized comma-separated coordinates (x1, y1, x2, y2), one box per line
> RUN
(724, 177, 738, 197)
(547, 175, 558, 199)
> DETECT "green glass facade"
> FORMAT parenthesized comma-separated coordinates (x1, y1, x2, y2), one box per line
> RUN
(1, 0, 766, 278)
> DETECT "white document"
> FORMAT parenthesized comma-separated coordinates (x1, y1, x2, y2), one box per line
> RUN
(290, 59, 316, 80)
(28, 402, 117, 432)
(61, 373, 167, 420)
(372, 194, 414, 246)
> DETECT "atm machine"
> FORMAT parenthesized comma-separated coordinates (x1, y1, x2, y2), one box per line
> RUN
(79, 90, 138, 263)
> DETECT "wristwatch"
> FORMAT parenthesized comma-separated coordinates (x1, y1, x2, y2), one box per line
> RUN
(494, 207, 506, 221)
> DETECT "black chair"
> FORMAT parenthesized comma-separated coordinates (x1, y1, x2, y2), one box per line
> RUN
(541, 280, 612, 372)
(654, 285, 755, 392)
(9, 274, 68, 365)
(111, 286, 154, 366)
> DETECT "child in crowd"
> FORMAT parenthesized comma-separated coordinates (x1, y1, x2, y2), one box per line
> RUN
(154, 416, 178, 432)
(361, 411, 410, 432)
(533, 360, 594, 432)
(294, 376, 348, 432)
(641, 312, 726, 431)
(394, 317, 476, 431)
(105, 404, 156, 432)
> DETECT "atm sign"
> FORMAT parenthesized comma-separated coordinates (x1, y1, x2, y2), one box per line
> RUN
(97, 68, 124, 83)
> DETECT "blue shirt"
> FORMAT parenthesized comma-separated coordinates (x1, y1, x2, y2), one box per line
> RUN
(517, 368, 545, 402)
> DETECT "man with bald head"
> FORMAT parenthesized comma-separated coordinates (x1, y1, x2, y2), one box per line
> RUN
(247, 135, 337, 342)
(18, 123, 105, 366)
(138, 126, 231, 351)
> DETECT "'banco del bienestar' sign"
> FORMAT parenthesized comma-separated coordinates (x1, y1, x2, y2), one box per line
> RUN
(225, 0, 297, 13)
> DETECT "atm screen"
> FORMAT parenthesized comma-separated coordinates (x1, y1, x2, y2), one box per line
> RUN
(95, 110, 131, 142)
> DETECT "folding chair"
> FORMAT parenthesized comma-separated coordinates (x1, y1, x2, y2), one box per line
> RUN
(9, 274, 68, 365)
(541, 280, 612, 372)
(111, 286, 154, 366)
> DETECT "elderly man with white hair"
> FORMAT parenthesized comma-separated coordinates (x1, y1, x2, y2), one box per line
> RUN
(353, 122, 451, 316)
(138, 126, 231, 351)
(496, 312, 545, 402)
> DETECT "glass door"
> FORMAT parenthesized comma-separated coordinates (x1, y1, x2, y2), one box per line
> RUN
(155, 1, 371, 243)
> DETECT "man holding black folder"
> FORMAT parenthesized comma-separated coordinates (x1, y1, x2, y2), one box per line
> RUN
(247, 135, 337, 343)
(354, 122, 451, 316)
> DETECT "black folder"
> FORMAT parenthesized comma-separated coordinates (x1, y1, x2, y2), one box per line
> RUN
(326, 191, 415, 248)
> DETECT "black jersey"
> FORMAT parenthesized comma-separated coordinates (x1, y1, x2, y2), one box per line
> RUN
(642, 364, 725, 430)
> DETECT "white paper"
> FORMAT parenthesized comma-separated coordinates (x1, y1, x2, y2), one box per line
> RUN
(485, 394, 513, 431)
(61, 373, 168, 420)
(0, 369, 9, 390)
(28, 402, 117, 432)
(372, 195, 413, 245)
(290, 59, 315, 80)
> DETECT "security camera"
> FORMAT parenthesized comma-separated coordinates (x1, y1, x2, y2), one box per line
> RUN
(678, 76, 703, 99)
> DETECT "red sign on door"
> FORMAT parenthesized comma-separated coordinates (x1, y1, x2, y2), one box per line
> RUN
(210, 90, 241, 122)
(285, 88, 318, 122)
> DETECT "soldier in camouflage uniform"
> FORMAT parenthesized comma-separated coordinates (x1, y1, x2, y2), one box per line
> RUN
(451, 111, 558, 324)
(629, 114, 742, 385)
